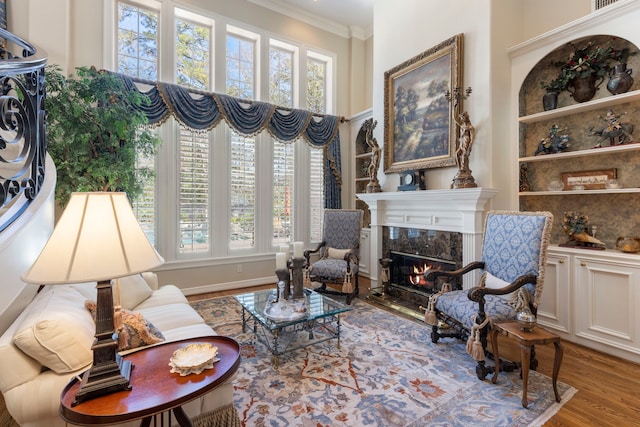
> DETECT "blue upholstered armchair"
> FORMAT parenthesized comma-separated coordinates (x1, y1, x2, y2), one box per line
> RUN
(423, 210, 553, 380)
(304, 209, 363, 305)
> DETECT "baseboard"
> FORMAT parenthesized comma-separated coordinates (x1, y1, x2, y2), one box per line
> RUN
(181, 276, 273, 296)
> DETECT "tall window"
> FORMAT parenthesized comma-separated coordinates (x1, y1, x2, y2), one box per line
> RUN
(179, 129, 209, 254)
(269, 43, 294, 106)
(226, 30, 256, 99)
(229, 134, 256, 249)
(227, 27, 258, 250)
(270, 41, 295, 246)
(174, 11, 214, 255)
(176, 14, 210, 90)
(133, 141, 157, 245)
(307, 56, 327, 113)
(118, 1, 160, 244)
(307, 53, 330, 242)
(117, 2, 158, 80)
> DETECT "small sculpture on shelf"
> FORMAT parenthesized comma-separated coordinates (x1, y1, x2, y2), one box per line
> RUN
(560, 211, 605, 249)
(589, 109, 635, 148)
(519, 163, 531, 192)
(534, 124, 570, 155)
(446, 86, 477, 189)
(363, 118, 382, 193)
(450, 110, 478, 188)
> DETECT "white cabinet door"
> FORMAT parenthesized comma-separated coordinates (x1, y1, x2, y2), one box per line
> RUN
(537, 251, 571, 334)
(574, 255, 640, 358)
(359, 228, 370, 277)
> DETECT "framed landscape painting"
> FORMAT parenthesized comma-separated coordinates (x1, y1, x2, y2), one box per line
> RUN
(384, 33, 463, 173)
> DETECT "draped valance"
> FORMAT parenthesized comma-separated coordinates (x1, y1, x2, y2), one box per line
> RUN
(111, 72, 343, 209)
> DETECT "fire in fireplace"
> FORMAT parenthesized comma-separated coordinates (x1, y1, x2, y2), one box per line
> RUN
(389, 251, 459, 292)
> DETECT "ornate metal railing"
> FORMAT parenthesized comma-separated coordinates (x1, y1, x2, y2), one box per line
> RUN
(0, 29, 47, 232)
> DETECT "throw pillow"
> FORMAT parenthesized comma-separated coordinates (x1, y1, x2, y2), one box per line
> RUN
(116, 274, 153, 310)
(326, 247, 351, 260)
(481, 271, 516, 302)
(13, 286, 95, 374)
(85, 300, 165, 351)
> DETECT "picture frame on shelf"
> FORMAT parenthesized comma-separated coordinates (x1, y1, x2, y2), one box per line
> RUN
(383, 33, 463, 173)
(561, 168, 617, 190)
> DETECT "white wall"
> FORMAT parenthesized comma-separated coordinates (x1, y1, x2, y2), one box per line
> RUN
(0, 157, 56, 334)
(373, 0, 491, 192)
(522, 0, 591, 40)
(371, 0, 590, 206)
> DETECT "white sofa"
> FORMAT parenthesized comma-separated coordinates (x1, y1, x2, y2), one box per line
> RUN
(0, 273, 239, 427)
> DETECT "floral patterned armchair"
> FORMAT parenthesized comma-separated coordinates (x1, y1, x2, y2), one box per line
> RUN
(423, 210, 553, 379)
(304, 209, 363, 305)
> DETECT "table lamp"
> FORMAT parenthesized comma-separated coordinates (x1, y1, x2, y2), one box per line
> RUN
(21, 192, 164, 405)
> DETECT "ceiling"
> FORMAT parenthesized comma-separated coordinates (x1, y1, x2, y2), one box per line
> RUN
(248, 0, 374, 38)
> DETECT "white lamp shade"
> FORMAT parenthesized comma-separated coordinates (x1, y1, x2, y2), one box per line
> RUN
(22, 192, 164, 284)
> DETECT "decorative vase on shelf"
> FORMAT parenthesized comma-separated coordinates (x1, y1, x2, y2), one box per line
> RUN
(607, 63, 634, 95)
(542, 91, 559, 111)
(567, 75, 604, 103)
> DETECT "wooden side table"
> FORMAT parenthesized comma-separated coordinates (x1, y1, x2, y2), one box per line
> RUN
(489, 321, 563, 408)
(60, 336, 240, 427)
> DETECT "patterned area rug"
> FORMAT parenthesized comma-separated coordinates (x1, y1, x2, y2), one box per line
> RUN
(191, 296, 576, 427)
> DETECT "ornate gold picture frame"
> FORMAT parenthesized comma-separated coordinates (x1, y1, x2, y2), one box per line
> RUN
(384, 34, 463, 173)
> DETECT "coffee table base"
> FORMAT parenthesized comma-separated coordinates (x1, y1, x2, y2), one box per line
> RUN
(242, 308, 344, 369)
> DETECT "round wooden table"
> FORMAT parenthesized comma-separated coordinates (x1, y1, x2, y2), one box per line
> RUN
(60, 336, 240, 427)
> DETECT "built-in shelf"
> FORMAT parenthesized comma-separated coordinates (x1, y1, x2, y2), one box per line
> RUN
(512, 0, 640, 366)
(519, 142, 640, 162)
(519, 90, 640, 124)
(520, 188, 640, 196)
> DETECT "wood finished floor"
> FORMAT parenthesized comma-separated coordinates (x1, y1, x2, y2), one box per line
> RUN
(2, 278, 637, 426)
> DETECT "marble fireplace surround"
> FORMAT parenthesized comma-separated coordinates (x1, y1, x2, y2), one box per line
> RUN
(357, 188, 498, 291)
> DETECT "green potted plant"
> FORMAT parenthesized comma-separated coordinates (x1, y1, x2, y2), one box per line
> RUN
(45, 65, 162, 207)
(557, 41, 613, 102)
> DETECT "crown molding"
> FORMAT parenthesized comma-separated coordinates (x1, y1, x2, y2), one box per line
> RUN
(248, 0, 369, 40)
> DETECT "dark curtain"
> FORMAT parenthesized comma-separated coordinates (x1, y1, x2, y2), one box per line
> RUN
(114, 72, 341, 209)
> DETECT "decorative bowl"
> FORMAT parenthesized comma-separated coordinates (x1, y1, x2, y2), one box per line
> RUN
(264, 301, 307, 322)
(169, 343, 219, 376)
(547, 180, 564, 191)
(616, 237, 640, 253)
(516, 310, 537, 332)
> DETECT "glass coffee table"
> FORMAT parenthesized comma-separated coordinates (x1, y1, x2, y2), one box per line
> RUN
(234, 288, 352, 368)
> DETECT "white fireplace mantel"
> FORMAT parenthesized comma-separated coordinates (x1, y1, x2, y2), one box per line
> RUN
(357, 187, 499, 289)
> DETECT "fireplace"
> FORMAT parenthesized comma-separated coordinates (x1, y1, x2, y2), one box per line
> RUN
(357, 188, 498, 320)
(369, 226, 463, 319)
